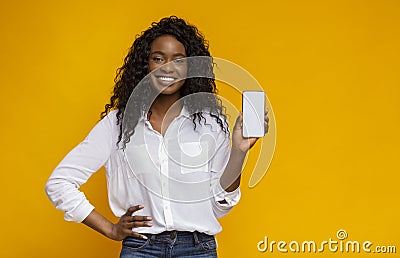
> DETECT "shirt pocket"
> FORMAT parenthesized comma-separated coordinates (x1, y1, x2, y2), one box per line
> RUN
(167, 141, 213, 202)
(178, 142, 210, 174)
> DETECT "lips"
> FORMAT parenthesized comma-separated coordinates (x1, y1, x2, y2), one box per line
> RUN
(157, 76, 176, 81)
(155, 75, 178, 85)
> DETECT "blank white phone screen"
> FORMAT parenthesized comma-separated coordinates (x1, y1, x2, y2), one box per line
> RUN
(242, 91, 265, 137)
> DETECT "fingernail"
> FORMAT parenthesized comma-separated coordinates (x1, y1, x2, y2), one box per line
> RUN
(147, 216, 152, 220)
(146, 223, 153, 226)
(142, 235, 148, 240)
(138, 205, 144, 208)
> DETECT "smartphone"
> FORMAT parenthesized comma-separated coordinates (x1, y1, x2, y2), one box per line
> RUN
(242, 91, 265, 138)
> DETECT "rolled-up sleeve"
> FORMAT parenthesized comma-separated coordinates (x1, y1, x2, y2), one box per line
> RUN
(210, 129, 241, 218)
(45, 112, 114, 222)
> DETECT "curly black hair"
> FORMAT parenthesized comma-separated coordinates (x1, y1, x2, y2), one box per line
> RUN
(101, 16, 228, 148)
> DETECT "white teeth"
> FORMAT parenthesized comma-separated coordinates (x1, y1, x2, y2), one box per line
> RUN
(158, 76, 175, 81)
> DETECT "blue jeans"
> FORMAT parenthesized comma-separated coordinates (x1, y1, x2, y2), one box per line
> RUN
(120, 231, 218, 258)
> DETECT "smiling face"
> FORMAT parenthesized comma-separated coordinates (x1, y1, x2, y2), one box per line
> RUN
(148, 35, 187, 96)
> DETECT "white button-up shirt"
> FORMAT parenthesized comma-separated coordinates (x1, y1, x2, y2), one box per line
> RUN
(45, 108, 240, 235)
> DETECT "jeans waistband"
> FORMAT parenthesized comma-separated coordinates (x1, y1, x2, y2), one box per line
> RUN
(142, 231, 213, 245)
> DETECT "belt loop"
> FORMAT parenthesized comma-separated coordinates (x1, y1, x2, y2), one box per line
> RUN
(149, 234, 156, 245)
(193, 231, 200, 246)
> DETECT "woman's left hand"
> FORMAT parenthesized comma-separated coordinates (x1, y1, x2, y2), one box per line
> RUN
(231, 109, 269, 153)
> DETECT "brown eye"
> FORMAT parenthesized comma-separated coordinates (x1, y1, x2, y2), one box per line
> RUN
(173, 58, 185, 64)
(152, 57, 163, 63)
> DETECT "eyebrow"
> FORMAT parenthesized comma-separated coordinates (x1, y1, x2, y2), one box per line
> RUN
(150, 51, 186, 57)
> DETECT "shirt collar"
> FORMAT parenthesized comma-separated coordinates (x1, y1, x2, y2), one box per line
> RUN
(179, 105, 191, 119)
(139, 104, 192, 123)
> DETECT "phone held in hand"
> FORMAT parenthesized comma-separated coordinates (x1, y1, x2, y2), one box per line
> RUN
(242, 91, 265, 138)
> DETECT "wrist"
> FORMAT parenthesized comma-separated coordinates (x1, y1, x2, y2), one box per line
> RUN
(231, 146, 247, 157)
(106, 223, 117, 240)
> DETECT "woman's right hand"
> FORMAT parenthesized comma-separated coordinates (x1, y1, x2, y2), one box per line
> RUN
(110, 205, 152, 240)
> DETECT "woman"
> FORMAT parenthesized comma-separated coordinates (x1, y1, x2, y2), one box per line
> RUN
(45, 16, 268, 257)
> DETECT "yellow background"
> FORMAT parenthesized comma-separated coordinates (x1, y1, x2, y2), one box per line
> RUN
(1, 0, 399, 257)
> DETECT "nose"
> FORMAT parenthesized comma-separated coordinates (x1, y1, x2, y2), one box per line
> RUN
(160, 61, 174, 74)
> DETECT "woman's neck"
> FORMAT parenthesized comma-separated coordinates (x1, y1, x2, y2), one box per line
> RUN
(149, 91, 182, 118)
(147, 92, 182, 136)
